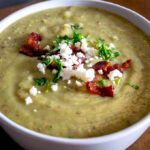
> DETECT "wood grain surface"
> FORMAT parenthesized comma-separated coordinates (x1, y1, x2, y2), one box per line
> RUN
(0, 0, 149, 150)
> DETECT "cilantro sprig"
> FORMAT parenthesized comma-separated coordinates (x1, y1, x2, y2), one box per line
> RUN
(98, 79, 105, 86)
(99, 43, 121, 60)
(71, 24, 82, 30)
(34, 77, 50, 92)
(41, 57, 53, 66)
(72, 31, 84, 43)
(126, 82, 139, 90)
(53, 59, 62, 83)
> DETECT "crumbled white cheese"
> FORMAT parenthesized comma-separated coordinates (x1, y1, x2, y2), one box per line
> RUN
(47, 55, 60, 60)
(89, 58, 93, 61)
(76, 52, 85, 58)
(43, 45, 50, 50)
(67, 80, 71, 84)
(85, 60, 89, 64)
(25, 96, 32, 105)
(87, 64, 92, 68)
(75, 80, 82, 87)
(62, 65, 95, 82)
(94, 56, 99, 59)
(81, 39, 97, 56)
(52, 69, 58, 74)
(29, 86, 38, 96)
(33, 109, 37, 112)
(107, 69, 122, 81)
(98, 69, 103, 75)
(109, 43, 115, 48)
(75, 42, 81, 47)
(51, 84, 58, 92)
(37, 63, 46, 74)
(37, 91, 41, 94)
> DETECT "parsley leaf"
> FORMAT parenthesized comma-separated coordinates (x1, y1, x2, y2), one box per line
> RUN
(71, 24, 82, 30)
(33, 77, 50, 92)
(53, 59, 62, 83)
(126, 82, 139, 90)
(98, 79, 105, 86)
(99, 43, 120, 60)
(73, 31, 84, 43)
(41, 57, 53, 66)
(34, 77, 48, 86)
(95, 38, 103, 46)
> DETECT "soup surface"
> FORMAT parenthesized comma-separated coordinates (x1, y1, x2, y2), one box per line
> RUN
(0, 6, 150, 138)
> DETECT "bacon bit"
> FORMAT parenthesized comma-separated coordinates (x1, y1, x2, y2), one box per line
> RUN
(122, 59, 132, 69)
(107, 64, 123, 74)
(93, 73, 101, 82)
(86, 82, 114, 97)
(47, 62, 58, 69)
(19, 32, 48, 57)
(73, 57, 86, 70)
(27, 32, 41, 51)
(20, 45, 48, 57)
(92, 61, 110, 71)
(70, 46, 85, 54)
(72, 64, 79, 70)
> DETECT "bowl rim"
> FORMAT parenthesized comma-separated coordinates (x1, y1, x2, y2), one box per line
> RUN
(0, 0, 150, 145)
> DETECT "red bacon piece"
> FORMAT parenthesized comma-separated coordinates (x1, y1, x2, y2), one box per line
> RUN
(86, 81, 114, 97)
(19, 32, 47, 57)
(27, 32, 42, 51)
(70, 46, 82, 54)
(122, 59, 132, 69)
(92, 61, 110, 71)
(107, 64, 123, 74)
(19, 45, 48, 57)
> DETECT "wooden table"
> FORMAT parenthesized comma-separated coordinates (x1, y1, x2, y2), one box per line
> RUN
(0, 0, 149, 150)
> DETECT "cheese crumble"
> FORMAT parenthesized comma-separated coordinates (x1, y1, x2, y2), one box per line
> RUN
(51, 84, 58, 92)
(108, 69, 122, 81)
(29, 86, 38, 96)
(37, 63, 46, 74)
(25, 96, 32, 105)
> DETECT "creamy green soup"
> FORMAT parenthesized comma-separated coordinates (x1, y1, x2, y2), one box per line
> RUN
(0, 7, 150, 138)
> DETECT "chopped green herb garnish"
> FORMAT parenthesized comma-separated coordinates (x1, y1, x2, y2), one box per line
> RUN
(71, 24, 82, 30)
(99, 43, 120, 60)
(34, 77, 48, 86)
(33, 77, 50, 92)
(45, 80, 50, 92)
(115, 78, 121, 85)
(95, 38, 103, 46)
(72, 31, 84, 43)
(98, 79, 105, 86)
(41, 57, 53, 66)
(53, 59, 62, 83)
(126, 82, 139, 90)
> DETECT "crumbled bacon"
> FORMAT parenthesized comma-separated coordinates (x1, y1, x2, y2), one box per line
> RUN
(70, 46, 85, 54)
(122, 59, 132, 69)
(20, 45, 48, 57)
(86, 81, 114, 97)
(92, 61, 110, 71)
(19, 32, 48, 57)
(107, 64, 123, 74)
(47, 62, 58, 69)
(73, 57, 86, 70)
(27, 32, 41, 51)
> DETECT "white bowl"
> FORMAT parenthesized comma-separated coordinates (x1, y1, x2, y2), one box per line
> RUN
(0, 1, 150, 150)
